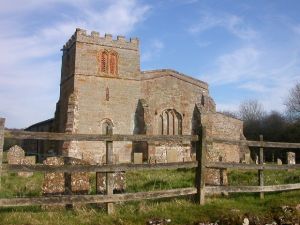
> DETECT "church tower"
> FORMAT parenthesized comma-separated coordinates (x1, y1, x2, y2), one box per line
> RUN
(55, 28, 141, 163)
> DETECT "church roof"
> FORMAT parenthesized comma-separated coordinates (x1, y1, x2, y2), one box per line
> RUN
(141, 69, 208, 90)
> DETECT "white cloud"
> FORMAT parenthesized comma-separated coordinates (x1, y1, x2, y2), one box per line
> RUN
(188, 13, 257, 40)
(238, 82, 267, 92)
(142, 39, 165, 62)
(206, 45, 300, 113)
(202, 47, 261, 84)
(0, 0, 150, 128)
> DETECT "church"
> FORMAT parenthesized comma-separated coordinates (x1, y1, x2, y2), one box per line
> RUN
(24, 28, 248, 184)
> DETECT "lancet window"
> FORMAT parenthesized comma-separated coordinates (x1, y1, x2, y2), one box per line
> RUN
(159, 109, 182, 135)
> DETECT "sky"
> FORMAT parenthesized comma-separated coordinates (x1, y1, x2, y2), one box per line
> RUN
(1, 0, 300, 128)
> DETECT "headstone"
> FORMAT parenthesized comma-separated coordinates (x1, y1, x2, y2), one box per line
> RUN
(133, 153, 143, 164)
(277, 158, 283, 165)
(96, 172, 126, 194)
(42, 157, 65, 195)
(7, 145, 36, 177)
(166, 149, 177, 163)
(254, 153, 259, 164)
(7, 145, 25, 164)
(287, 152, 296, 165)
(244, 153, 251, 164)
(42, 157, 91, 195)
(18, 156, 36, 177)
(64, 157, 90, 194)
(97, 153, 125, 194)
(191, 154, 196, 161)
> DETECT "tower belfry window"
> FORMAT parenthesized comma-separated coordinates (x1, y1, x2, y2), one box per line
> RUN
(99, 50, 118, 76)
(109, 52, 118, 75)
(101, 51, 108, 73)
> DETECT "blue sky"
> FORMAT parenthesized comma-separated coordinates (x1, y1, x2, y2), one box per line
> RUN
(1, 0, 300, 128)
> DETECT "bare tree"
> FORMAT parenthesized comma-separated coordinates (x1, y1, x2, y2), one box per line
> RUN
(285, 83, 300, 119)
(238, 99, 266, 122)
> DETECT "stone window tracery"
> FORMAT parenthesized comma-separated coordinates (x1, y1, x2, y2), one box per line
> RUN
(159, 109, 182, 135)
(99, 50, 118, 76)
(101, 51, 108, 73)
(109, 51, 118, 76)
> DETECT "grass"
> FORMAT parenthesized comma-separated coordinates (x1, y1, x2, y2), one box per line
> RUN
(0, 168, 299, 225)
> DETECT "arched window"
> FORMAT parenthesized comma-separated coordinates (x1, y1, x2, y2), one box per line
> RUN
(99, 50, 118, 76)
(109, 51, 118, 75)
(100, 51, 108, 73)
(102, 119, 113, 135)
(159, 109, 182, 135)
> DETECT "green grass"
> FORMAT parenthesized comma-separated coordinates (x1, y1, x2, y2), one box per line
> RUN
(229, 169, 300, 186)
(0, 169, 299, 225)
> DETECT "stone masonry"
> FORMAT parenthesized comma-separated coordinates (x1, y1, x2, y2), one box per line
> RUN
(23, 28, 249, 185)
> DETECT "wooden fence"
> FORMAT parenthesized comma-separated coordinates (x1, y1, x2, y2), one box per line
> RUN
(0, 117, 299, 214)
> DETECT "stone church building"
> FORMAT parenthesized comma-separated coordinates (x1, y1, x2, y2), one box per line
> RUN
(24, 28, 248, 183)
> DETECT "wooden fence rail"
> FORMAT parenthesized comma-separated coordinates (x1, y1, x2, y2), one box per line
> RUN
(210, 137, 300, 148)
(4, 129, 198, 142)
(0, 117, 299, 213)
(0, 187, 197, 207)
(206, 162, 300, 170)
(2, 161, 198, 173)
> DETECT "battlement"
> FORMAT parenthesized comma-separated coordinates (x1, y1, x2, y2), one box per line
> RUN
(63, 28, 139, 51)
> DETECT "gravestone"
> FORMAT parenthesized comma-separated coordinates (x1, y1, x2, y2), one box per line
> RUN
(96, 154, 125, 194)
(18, 156, 36, 177)
(166, 149, 177, 163)
(244, 153, 251, 164)
(42, 157, 91, 195)
(42, 157, 65, 195)
(133, 153, 143, 164)
(96, 172, 126, 194)
(7, 145, 25, 164)
(64, 157, 90, 194)
(7, 145, 35, 177)
(277, 158, 283, 165)
(287, 152, 296, 165)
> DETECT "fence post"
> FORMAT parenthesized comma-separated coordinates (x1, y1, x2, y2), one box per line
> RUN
(0, 118, 5, 190)
(106, 141, 114, 214)
(195, 126, 206, 205)
(258, 135, 264, 199)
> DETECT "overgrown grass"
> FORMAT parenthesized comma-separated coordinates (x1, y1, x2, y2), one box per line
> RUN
(0, 168, 299, 225)
(229, 169, 300, 186)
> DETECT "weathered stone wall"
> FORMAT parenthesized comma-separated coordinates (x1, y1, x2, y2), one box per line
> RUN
(141, 70, 213, 162)
(141, 70, 209, 136)
(202, 112, 249, 185)
(60, 29, 141, 163)
(71, 76, 141, 163)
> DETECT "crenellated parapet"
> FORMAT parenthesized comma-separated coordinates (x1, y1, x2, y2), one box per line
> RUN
(63, 28, 139, 51)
